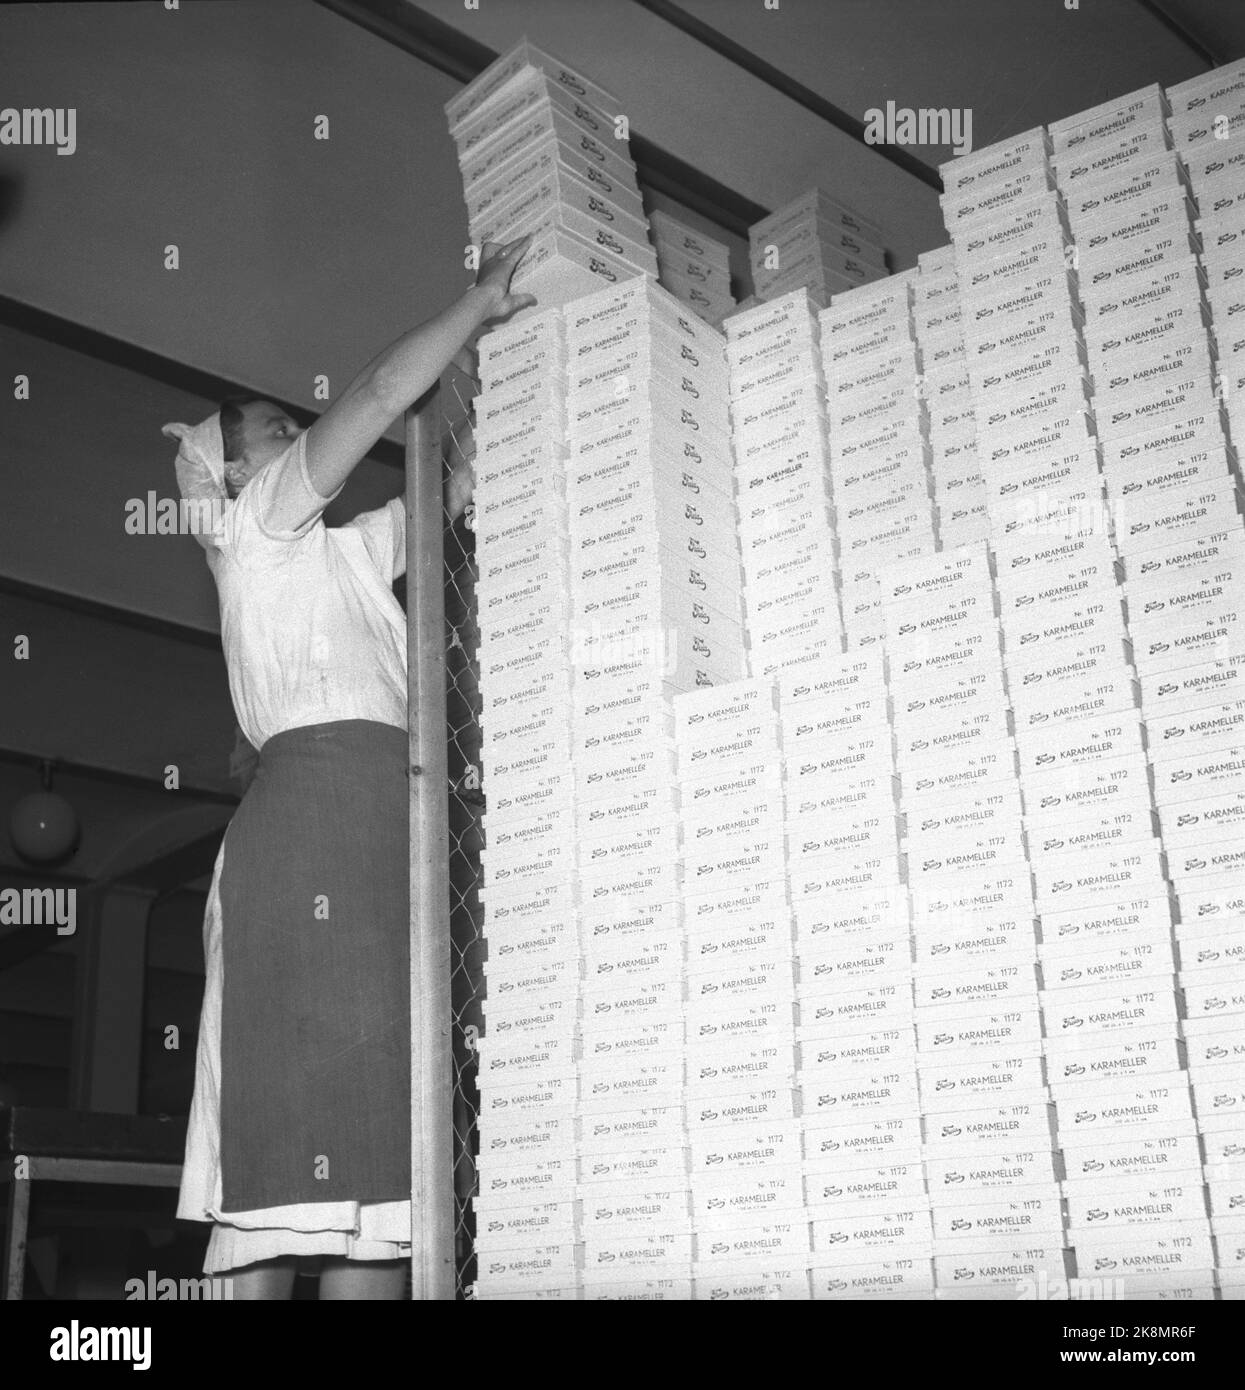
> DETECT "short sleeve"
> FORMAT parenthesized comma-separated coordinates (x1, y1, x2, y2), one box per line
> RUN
(342, 495, 406, 582)
(222, 431, 343, 557)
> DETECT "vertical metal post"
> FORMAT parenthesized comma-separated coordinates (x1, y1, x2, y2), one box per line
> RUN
(68, 885, 154, 1113)
(406, 390, 455, 1300)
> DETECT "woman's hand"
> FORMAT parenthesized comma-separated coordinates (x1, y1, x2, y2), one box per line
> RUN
(474, 236, 538, 322)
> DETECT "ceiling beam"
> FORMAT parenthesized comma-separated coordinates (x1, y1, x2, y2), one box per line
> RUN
(0, 295, 405, 470)
(0, 575, 223, 652)
(630, 0, 943, 193)
(315, 0, 770, 237)
(0, 746, 240, 807)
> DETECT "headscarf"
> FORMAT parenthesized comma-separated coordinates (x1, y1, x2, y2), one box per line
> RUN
(161, 411, 230, 551)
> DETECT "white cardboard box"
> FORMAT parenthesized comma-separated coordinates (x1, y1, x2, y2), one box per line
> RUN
(911, 923, 1038, 976)
(459, 95, 637, 192)
(1052, 84, 1169, 153)
(1165, 56, 1245, 115)
(913, 1007, 1043, 1061)
(913, 954, 1036, 1008)
(956, 229, 1070, 307)
(916, 1054, 1045, 1111)
(446, 41, 622, 131)
(953, 192, 1067, 270)
(1067, 1222, 1215, 1281)
(1151, 739, 1245, 808)
(1073, 187, 1199, 266)
(942, 165, 1056, 232)
(1079, 255, 1203, 337)
(1052, 1078, 1195, 1144)
(1051, 118, 1172, 185)
(1037, 893, 1173, 954)
(1026, 796, 1155, 865)
(917, 1100, 1056, 1167)
(1041, 975, 1178, 1038)
(1064, 1175, 1208, 1231)
(1111, 480, 1245, 556)
(1033, 844, 1166, 917)
(922, 1148, 1057, 1192)
(1149, 697, 1245, 763)
(1104, 433, 1235, 512)
(977, 404, 1096, 471)
(1138, 652, 1245, 720)
(1131, 607, 1245, 680)
(900, 746, 1019, 811)
(1077, 228, 1200, 307)
(1044, 1029, 1183, 1095)
(797, 1030, 917, 1091)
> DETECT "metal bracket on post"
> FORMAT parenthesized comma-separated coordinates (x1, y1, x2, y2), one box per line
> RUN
(406, 389, 454, 1300)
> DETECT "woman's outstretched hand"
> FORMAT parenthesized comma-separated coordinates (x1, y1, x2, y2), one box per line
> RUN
(475, 235, 538, 321)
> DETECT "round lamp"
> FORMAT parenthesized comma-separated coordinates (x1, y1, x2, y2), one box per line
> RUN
(8, 761, 79, 865)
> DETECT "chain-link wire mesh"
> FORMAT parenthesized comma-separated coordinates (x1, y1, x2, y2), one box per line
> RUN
(440, 371, 484, 1300)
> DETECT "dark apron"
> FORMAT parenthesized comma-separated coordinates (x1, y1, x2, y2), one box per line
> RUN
(218, 719, 410, 1211)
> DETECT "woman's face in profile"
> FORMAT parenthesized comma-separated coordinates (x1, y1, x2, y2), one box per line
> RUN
(226, 401, 302, 493)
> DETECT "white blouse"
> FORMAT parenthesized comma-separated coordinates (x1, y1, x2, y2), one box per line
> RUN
(206, 430, 408, 751)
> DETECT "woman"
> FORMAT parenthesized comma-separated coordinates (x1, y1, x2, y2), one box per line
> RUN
(162, 237, 534, 1300)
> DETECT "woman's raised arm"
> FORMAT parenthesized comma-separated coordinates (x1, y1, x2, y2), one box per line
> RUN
(299, 237, 534, 504)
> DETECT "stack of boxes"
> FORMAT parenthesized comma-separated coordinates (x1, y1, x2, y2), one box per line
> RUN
(912, 244, 990, 549)
(819, 271, 938, 649)
(1172, 59, 1245, 452)
(565, 275, 745, 1299)
(675, 680, 807, 1298)
(649, 209, 736, 328)
(942, 113, 1177, 1298)
(465, 41, 1245, 1299)
(725, 290, 843, 678)
(1162, 73, 1245, 1291)
(882, 545, 1062, 1299)
(471, 308, 580, 1299)
(1005, 530, 1185, 1300)
(778, 650, 930, 1299)
(445, 39, 657, 313)
(1050, 81, 1236, 1298)
(939, 119, 1176, 1296)
(943, 127, 1102, 550)
(748, 189, 888, 309)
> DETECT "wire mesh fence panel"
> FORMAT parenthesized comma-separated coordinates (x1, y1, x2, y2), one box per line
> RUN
(441, 371, 483, 1299)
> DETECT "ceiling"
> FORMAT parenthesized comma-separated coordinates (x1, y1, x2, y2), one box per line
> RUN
(1, 0, 1242, 888)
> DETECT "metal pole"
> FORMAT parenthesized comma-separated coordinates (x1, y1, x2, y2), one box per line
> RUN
(406, 390, 455, 1300)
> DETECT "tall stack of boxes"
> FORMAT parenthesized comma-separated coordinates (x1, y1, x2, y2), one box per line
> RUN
(1172, 59, 1245, 454)
(1166, 56, 1245, 1301)
(565, 275, 745, 1299)
(940, 123, 1147, 1296)
(819, 271, 938, 649)
(471, 308, 580, 1299)
(464, 43, 1245, 1298)
(913, 245, 990, 549)
(778, 650, 928, 1299)
(943, 112, 1187, 1298)
(725, 290, 842, 678)
(649, 209, 736, 328)
(882, 545, 1061, 1299)
(446, 39, 657, 313)
(675, 680, 806, 1298)
(1050, 81, 1238, 1297)
(748, 189, 888, 309)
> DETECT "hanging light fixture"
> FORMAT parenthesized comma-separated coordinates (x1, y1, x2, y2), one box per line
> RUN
(8, 758, 80, 865)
